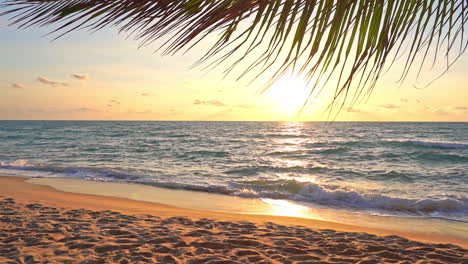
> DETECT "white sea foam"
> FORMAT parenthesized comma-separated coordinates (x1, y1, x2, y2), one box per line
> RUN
(293, 182, 467, 215)
(0, 159, 30, 167)
(1, 161, 466, 218)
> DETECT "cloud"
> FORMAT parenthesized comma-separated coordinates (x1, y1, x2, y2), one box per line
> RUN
(434, 109, 449, 116)
(400, 98, 409, 103)
(193, 100, 264, 109)
(380, 104, 400, 109)
(72, 74, 89, 81)
(454, 106, 467, 111)
(12, 83, 27, 89)
(194, 99, 226, 107)
(69, 107, 102, 113)
(347, 108, 364, 113)
(37, 77, 68, 87)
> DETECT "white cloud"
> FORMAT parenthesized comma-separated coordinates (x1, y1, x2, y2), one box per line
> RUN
(37, 76, 68, 87)
(347, 108, 365, 113)
(380, 104, 400, 109)
(69, 107, 102, 113)
(434, 109, 449, 116)
(194, 99, 226, 107)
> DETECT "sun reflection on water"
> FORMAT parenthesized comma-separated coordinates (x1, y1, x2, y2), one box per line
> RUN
(266, 122, 312, 180)
(258, 122, 328, 220)
(260, 198, 324, 220)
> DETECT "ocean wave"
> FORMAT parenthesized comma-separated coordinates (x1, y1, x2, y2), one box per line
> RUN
(267, 150, 305, 156)
(2, 135, 25, 139)
(0, 159, 30, 167)
(185, 150, 230, 157)
(388, 140, 468, 149)
(246, 133, 304, 139)
(149, 179, 468, 216)
(414, 152, 468, 162)
(313, 147, 350, 155)
(1, 160, 466, 217)
(106, 132, 129, 138)
(0, 160, 144, 181)
(365, 170, 415, 182)
(137, 181, 234, 195)
(224, 166, 327, 176)
(294, 183, 467, 214)
(166, 134, 190, 138)
(305, 141, 365, 148)
(410, 141, 468, 149)
(228, 179, 467, 215)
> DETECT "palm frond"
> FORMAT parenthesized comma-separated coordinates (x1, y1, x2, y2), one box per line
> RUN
(1, 0, 467, 109)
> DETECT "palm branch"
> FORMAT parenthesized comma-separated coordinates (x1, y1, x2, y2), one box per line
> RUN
(1, 0, 467, 110)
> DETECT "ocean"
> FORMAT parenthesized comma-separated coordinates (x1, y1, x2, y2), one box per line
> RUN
(0, 121, 467, 221)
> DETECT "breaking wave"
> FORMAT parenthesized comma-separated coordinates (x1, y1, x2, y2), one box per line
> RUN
(388, 140, 468, 149)
(1, 160, 466, 219)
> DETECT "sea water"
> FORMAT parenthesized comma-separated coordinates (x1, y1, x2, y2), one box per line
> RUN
(0, 121, 466, 221)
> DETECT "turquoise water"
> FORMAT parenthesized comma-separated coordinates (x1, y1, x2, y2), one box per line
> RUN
(0, 121, 467, 220)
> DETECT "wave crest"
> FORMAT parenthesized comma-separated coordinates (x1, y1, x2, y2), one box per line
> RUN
(410, 141, 468, 149)
(294, 182, 467, 214)
(387, 140, 468, 149)
(1, 161, 466, 217)
(0, 159, 30, 167)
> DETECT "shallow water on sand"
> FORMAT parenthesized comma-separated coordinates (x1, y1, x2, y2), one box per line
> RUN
(25, 177, 468, 242)
(0, 121, 467, 221)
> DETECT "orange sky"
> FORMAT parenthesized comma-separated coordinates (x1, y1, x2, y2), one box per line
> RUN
(1, 18, 467, 121)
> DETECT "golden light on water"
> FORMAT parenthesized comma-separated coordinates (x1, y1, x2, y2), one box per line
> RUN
(260, 198, 317, 219)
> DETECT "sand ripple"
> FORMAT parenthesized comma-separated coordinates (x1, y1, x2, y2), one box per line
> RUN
(0, 197, 466, 264)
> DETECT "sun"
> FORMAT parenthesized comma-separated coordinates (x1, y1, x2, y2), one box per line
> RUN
(267, 76, 311, 116)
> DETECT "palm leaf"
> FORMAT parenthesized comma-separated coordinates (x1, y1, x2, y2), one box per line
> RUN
(1, 0, 467, 109)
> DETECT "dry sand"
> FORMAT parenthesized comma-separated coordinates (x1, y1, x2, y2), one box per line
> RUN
(0, 176, 466, 264)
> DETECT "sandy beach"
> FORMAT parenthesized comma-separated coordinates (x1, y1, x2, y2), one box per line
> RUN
(0, 176, 466, 264)
(1, 0, 467, 260)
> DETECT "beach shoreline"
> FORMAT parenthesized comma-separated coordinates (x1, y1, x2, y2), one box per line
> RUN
(18, 176, 468, 242)
(1, 176, 467, 247)
(0, 175, 467, 263)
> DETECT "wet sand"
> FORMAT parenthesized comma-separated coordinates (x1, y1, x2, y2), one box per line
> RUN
(0, 176, 466, 263)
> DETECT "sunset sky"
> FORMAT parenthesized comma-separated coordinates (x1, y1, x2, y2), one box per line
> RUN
(1, 17, 467, 121)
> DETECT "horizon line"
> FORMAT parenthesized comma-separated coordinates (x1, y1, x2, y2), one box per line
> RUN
(0, 120, 467, 123)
